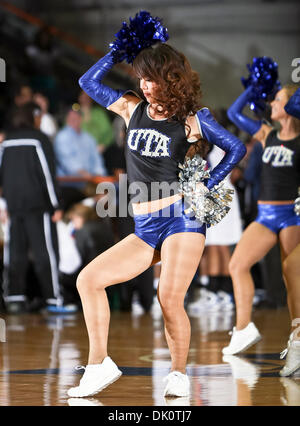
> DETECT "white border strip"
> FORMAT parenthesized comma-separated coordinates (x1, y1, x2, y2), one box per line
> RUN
(43, 212, 62, 305)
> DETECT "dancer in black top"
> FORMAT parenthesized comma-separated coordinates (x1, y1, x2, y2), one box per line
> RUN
(67, 12, 246, 399)
(223, 83, 300, 365)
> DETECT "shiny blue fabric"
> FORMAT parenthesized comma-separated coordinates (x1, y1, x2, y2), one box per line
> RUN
(197, 108, 247, 190)
(227, 86, 262, 135)
(134, 198, 206, 250)
(78, 52, 126, 108)
(255, 203, 300, 234)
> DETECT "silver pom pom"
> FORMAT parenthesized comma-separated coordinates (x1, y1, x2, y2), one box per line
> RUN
(178, 155, 234, 226)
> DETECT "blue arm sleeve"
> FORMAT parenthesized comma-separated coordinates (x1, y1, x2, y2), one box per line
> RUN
(227, 86, 262, 135)
(78, 52, 126, 108)
(196, 108, 247, 189)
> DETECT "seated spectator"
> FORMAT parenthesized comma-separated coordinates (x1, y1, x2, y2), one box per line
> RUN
(67, 203, 114, 266)
(78, 90, 114, 154)
(25, 26, 60, 110)
(33, 92, 58, 141)
(4, 84, 34, 131)
(56, 218, 82, 308)
(14, 84, 33, 107)
(54, 108, 107, 192)
(243, 138, 263, 221)
(103, 116, 127, 178)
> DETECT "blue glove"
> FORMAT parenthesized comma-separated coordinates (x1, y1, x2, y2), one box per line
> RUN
(79, 52, 126, 108)
(227, 86, 263, 135)
(285, 87, 300, 119)
(197, 108, 247, 190)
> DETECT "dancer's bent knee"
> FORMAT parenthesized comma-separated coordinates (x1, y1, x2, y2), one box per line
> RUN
(76, 268, 106, 294)
(159, 291, 185, 317)
(229, 257, 250, 277)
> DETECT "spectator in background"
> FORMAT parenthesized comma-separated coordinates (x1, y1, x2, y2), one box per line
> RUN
(33, 92, 58, 141)
(68, 203, 115, 266)
(188, 144, 243, 315)
(0, 102, 73, 314)
(243, 138, 263, 222)
(78, 90, 114, 154)
(54, 107, 107, 185)
(25, 26, 60, 110)
(103, 116, 127, 178)
(4, 85, 34, 132)
(14, 84, 33, 107)
(55, 215, 82, 309)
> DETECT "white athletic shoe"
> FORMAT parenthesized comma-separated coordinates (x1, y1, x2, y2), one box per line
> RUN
(67, 398, 104, 406)
(67, 357, 122, 397)
(188, 289, 220, 315)
(163, 371, 190, 397)
(217, 291, 234, 312)
(164, 396, 190, 406)
(279, 333, 300, 377)
(222, 322, 261, 355)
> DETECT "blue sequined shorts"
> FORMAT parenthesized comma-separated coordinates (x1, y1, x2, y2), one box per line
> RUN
(133, 198, 206, 251)
(255, 203, 300, 234)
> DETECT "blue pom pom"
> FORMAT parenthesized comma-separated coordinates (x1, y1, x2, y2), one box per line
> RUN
(241, 56, 281, 114)
(109, 10, 169, 64)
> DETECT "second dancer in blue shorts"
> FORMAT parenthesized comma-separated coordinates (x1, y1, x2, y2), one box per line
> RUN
(223, 81, 300, 371)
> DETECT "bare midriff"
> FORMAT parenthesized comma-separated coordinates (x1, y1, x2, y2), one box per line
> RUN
(132, 193, 183, 215)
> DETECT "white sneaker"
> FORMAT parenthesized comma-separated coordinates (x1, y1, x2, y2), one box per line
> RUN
(163, 371, 190, 397)
(67, 357, 122, 397)
(164, 396, 190, 406)
(188, 290, 220, 315)
(222, 322, 261, 355)
(279, 333, 300, 377)
(217, 291, 234, 312)
(67, 398, 104, 406)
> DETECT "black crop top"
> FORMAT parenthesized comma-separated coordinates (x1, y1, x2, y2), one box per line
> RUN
(125, 101, 195, 202)
(259, 129, 300, 201)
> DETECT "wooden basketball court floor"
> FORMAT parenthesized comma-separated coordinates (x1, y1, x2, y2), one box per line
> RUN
(0, 305, 300, 406)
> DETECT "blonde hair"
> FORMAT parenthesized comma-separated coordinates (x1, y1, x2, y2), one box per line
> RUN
(67, 203, 98, 223)
(282, 84, 300, 132)
(283, 83, 300, 100)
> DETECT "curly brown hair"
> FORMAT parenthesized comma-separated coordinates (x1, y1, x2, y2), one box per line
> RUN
(133, 43, 209, 158)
